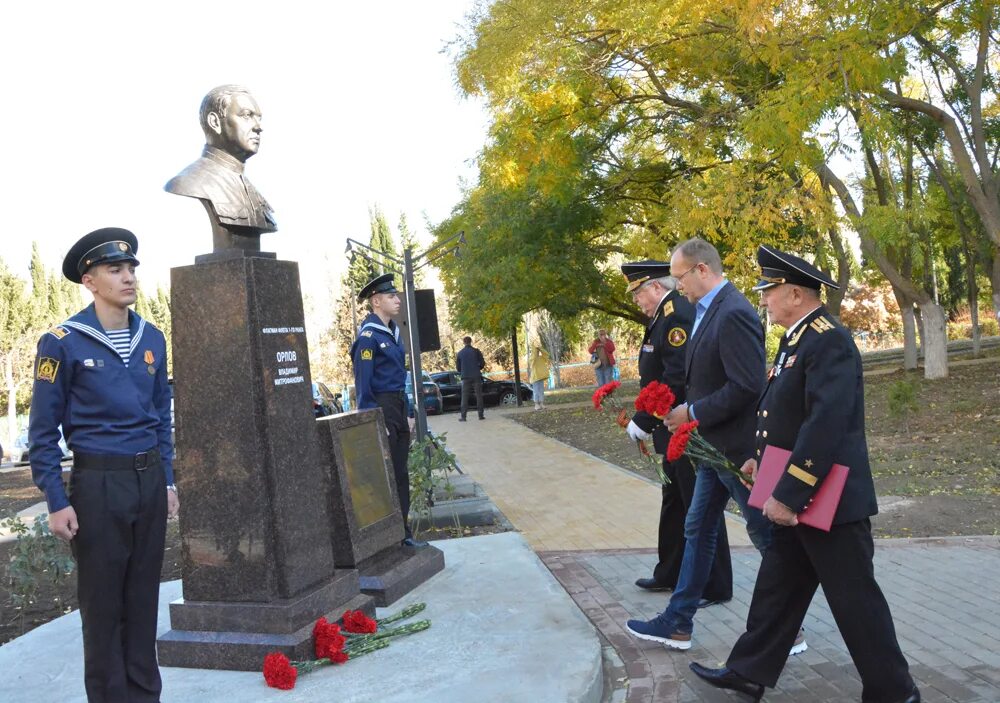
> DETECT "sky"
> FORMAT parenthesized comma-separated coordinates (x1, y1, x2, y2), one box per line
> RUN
(0, 0, 488, 304)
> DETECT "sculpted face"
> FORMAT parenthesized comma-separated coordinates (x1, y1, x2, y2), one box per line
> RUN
(212, 92, 262, 161)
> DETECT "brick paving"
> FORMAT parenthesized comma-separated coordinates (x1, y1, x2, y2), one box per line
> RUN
(541, 539, 1000, 703)
(434, 406, 1000, 702)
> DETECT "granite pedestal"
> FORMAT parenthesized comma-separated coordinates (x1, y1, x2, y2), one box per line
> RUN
(316, 411, 444, 606)
(159, 254, 371, 670)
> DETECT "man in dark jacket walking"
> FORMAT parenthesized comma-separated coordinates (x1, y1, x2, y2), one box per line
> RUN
(456, 336, 486, 421)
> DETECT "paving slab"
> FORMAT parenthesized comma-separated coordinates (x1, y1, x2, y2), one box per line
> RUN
(0, 532, 602, 703)
(430, 409, 750, 552)
(541, 537, 1000, 702)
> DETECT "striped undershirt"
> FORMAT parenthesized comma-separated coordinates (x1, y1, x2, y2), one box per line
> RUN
(106, 329, 131, 365)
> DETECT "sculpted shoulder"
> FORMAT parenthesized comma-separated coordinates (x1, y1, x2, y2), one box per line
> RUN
(164, 157, 240, 204)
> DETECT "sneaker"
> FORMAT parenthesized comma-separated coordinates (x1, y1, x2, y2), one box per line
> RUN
(789, 628, 807, 656)
(625, 614, 692, 650)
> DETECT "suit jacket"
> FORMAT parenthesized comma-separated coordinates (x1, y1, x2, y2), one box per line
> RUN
(456, 346, 485, 380)
(165, 146, 277, 232)
(632, 291, 695, 452)
(685, 281, 766, 465)
(757, 306, 878, 525)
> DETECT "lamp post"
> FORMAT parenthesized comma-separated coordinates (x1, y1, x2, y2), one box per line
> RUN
(346, 231, 465, 440)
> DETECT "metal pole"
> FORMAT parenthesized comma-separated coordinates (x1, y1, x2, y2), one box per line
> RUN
(403, 247, 428, 440)
(511, 327, 523, 407)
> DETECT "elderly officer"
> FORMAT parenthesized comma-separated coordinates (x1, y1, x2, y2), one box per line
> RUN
(689, 246, 919, 703)
(621, 260, 732, 601)
(29, 227, 177, 703)
(351, 272, 427, 548)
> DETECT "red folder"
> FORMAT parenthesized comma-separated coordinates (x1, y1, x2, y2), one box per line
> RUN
(748, 445, 849, 532)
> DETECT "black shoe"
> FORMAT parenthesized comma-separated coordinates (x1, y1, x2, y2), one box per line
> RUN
(634, 577, 673, 592)
(459, 417, 467, 422)
(697, 596, 732, 609)
(402, 537, 429, 548)
(899, 687, 921, 703)
(689, 663, 764, 701)
(478, 415, 485, 420)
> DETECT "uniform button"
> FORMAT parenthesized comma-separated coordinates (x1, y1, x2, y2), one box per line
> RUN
(757, 410, 761, 416)
(763, 410, 768, 418)
(763, 431, 768, 438)
(755, 430, 760, 437)
(756, 449, 761, 456)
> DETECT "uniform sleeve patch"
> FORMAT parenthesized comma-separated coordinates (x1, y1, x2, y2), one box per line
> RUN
(36, 357, 60, 383)
(361, 349, 374, 361)
(47, 326, 70, 339)
(787, 464, 817, 486)
(668, 327, 687, 347)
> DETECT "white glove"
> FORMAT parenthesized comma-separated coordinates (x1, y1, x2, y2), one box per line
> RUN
(626, 420, 653, 442)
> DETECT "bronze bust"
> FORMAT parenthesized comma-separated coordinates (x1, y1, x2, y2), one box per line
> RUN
(166, 85, 277, 253)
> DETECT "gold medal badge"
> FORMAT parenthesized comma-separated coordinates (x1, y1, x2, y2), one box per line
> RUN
(668, 327, 687, 347)
(144, 350, 154, 364)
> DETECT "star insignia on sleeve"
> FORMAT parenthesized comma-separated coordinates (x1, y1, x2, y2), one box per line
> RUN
(804, 459, 814, 468)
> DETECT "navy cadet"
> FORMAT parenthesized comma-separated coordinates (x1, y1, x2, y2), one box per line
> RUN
(350, 273, 427, 548)
(689, 246, 919, 703)
(620, 261, 732, 602)
(29, 227, 177, 703)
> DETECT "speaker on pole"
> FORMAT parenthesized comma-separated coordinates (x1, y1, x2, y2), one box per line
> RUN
(414, 289, 441, 352)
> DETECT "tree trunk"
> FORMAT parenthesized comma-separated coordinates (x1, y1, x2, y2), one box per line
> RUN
(4, 356, 16, 454)
(825, 226, 850, 318)
(892, 286, 919, 370)
(992, 250, 1000, 330)
(919, 302, 949, 379)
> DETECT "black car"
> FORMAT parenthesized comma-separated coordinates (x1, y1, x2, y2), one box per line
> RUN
(313, 381, 343, 417)
(429, 371, 533, 411)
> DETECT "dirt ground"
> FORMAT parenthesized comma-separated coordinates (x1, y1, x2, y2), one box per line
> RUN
(513, 360, 1000, 539)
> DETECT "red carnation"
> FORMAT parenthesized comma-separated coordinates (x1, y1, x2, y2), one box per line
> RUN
(313, 617, 346, 660)
(329, 650, 350, 665)
(634, 381, 676, 418)
(666, 420, 699, 462)
(342, 609, 377, 634)
(592, 380, 622, 409)
(262, 652, 298, 690)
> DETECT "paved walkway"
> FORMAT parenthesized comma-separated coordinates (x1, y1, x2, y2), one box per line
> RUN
(429, 405, 750, 552)
(430, 405, 1000, 703)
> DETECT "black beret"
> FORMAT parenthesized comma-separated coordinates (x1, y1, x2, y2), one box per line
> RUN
(752, 245, 838, 292)
(62, 227, 140, 284)
(358, 272, 398, 302)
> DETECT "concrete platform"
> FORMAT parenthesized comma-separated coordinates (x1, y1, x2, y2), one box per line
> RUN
(0, 532, 603, 703)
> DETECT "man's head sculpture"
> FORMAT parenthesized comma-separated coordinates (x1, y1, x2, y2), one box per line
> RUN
(199, 85, 262, 163)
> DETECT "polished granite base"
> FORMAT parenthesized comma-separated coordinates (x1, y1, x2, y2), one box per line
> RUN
(158, 570, 373, 671)
(358, 544, 445, 606)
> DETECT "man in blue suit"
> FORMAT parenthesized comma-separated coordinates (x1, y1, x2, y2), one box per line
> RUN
(626, 238, 782, 653)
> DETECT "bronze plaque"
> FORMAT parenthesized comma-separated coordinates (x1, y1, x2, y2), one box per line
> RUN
(339, 422, 395, 528)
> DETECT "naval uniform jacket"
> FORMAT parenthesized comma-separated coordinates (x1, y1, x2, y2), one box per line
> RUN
(755, 306, 878, 525)
(632, 290, 694, 449)
(28, 304, 174, 513)
(350, 312, 410, 414)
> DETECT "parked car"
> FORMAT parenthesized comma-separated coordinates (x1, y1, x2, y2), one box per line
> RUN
(313, 381, 344, 418)
(429, 371, 533, 411)
(406, 372, 444, 415)
(12, 427, 71, 466)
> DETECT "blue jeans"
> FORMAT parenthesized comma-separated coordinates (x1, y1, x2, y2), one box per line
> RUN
(531, 380, 545, 404)
(661, 463, 772, 633)
(594, 365, 614, 386)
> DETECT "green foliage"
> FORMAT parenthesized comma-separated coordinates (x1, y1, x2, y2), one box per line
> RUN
(887, 379, 920, 432)
(1, 514, 76, 632)
(407, 433, 459, 532)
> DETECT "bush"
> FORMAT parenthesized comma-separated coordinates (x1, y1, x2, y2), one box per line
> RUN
(407, 433, 459, 532)
(1, 514, 76, 633)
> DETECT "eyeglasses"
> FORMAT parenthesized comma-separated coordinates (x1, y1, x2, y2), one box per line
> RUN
(674, 263, 703, 282)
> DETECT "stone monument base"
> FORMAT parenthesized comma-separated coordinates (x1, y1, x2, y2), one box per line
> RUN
(157, 570, 373, 671)
(358, 544, 445, 606)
